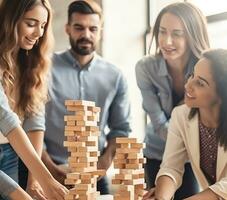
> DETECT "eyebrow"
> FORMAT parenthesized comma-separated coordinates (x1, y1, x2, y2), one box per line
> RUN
(24, 18, 47, 24)
(159, 26, 184, 32)
(198, 76, 209, 86)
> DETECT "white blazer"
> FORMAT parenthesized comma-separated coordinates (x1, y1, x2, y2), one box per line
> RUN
(156, 104, 227, 199)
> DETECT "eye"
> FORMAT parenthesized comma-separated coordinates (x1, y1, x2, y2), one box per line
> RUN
(26, 22, 36, 27)
(195, 80, 205, 87)
(158, 29, 166, 35)
(90, 27, 98, 33)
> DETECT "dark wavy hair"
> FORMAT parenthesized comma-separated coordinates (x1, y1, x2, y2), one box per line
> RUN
(189, 49, 227, 150)
(67, 0, 103, 24)
(0, 0, 54, 117)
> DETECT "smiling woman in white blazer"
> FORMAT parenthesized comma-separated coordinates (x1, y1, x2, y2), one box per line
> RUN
(143, 49, 227, 200)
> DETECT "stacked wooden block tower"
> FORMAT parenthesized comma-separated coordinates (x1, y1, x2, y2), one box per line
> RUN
(63, 100, 105, 200)
(112, 138, 146, 200)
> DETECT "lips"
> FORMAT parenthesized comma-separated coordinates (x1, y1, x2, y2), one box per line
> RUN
(185, 91, 195, 99)
(25, 37, 37, 45)
(162, 47, 176, 54)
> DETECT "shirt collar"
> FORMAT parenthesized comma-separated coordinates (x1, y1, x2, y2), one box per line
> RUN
(65, 49, 98, 71)
(158, 54, 197, 78)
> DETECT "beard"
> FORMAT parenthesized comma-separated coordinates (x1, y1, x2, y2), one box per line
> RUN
(69, 37, 95, 56)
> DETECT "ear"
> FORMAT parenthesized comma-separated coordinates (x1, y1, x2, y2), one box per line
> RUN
(65, 24, 70, 35)
(96, 26, 102, 42)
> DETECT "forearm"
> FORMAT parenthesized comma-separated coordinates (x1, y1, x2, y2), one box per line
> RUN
(155, 175, 176, 200)
(184, 188, 219, 200)
(9, 187, 33, 200)
(7, 127, 53, 186)
(103, 138, 116, 160)
(26, 131, 44, 185)
(42, 150, 58, 173)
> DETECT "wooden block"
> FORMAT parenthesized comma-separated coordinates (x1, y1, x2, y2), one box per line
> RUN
(87, 115, 100, 122)
(112, 179, 122, 184)
(77, 146, 98, 152)
(65, 126, 86, 132)
(66, 105, 88, 112)
(77, 136, 98, 142)
(114, 163, 125, 169)
(63, 141, 85, 147)
(64, 130, 75, 136)
(66, 121, 76, 126)
(130, 143, 146, 149)
(114, 159, 127, 164)
(115, 153, 126, 159)
(87, 106, 101, 112)
(74, 131, 100, 137)
(65, 100, 95, 107)
(75, 110, 93, 116)
(114, 173, 133, 180)
(71, 166, 97, 173)
(127, 153, 144, 159)
(90, 169, 106, 177)
(116, 148, 141, 154)
(64, 115, 87, 121)
(119, 169, 144, 175)
(116, 137, 138, 144)
(76, 120, 97, 126)
(70, 151, 90, 157)
(122, 178, 145, 185)
(116, 143, 129, 148)
(66, 172, 80, 179)
(125, 163, 143, 169)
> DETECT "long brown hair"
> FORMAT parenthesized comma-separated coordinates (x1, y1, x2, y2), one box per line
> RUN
(0, 0, 54, 117)
(149, 2, 210, 59)
(189, 49, 227, 150)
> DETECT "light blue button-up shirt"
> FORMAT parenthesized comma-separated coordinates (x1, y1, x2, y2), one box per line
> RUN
(136, 54, 197, 160)
(45, 49, 131, 164)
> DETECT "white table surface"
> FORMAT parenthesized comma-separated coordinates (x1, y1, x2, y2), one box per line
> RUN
(97, 194, 113, 200)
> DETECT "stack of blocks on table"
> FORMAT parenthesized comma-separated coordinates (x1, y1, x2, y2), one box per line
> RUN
(112, 138, 146, 200)
(63, 100, 105, 200)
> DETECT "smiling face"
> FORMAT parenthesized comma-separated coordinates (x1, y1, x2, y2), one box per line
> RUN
(184, 58, 220, 109)
(17, 4, 48, 50)
(158, 12, 189, 63)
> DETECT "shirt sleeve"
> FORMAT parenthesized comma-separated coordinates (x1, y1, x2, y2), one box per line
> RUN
(22, 110, 45, 133)
(135, 57, 169, 140)
(106, 72, 131, 140)
(155, 107, 188, 189)
(0, 83, 20, 136)
(209, 176, 227, 199)
(0, 170, 19, 198)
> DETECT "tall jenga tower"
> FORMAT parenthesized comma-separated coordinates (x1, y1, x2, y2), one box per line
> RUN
(112, 138, 146, 200)
(63, 100, 105, 200)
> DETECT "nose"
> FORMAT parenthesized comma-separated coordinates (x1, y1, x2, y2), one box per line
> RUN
(82, 28, 91, 38)
(166, 34, 173, 45)
(34, 26, 44, 38)
(185, 78, 193, 92)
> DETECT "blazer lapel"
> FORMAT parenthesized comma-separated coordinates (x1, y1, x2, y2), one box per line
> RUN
(188, 113, 209, 186)
(188, 113, 200, 168)
(216, 145, 227, 180)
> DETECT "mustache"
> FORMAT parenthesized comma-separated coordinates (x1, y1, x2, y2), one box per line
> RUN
(77, 38, 93, 45)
